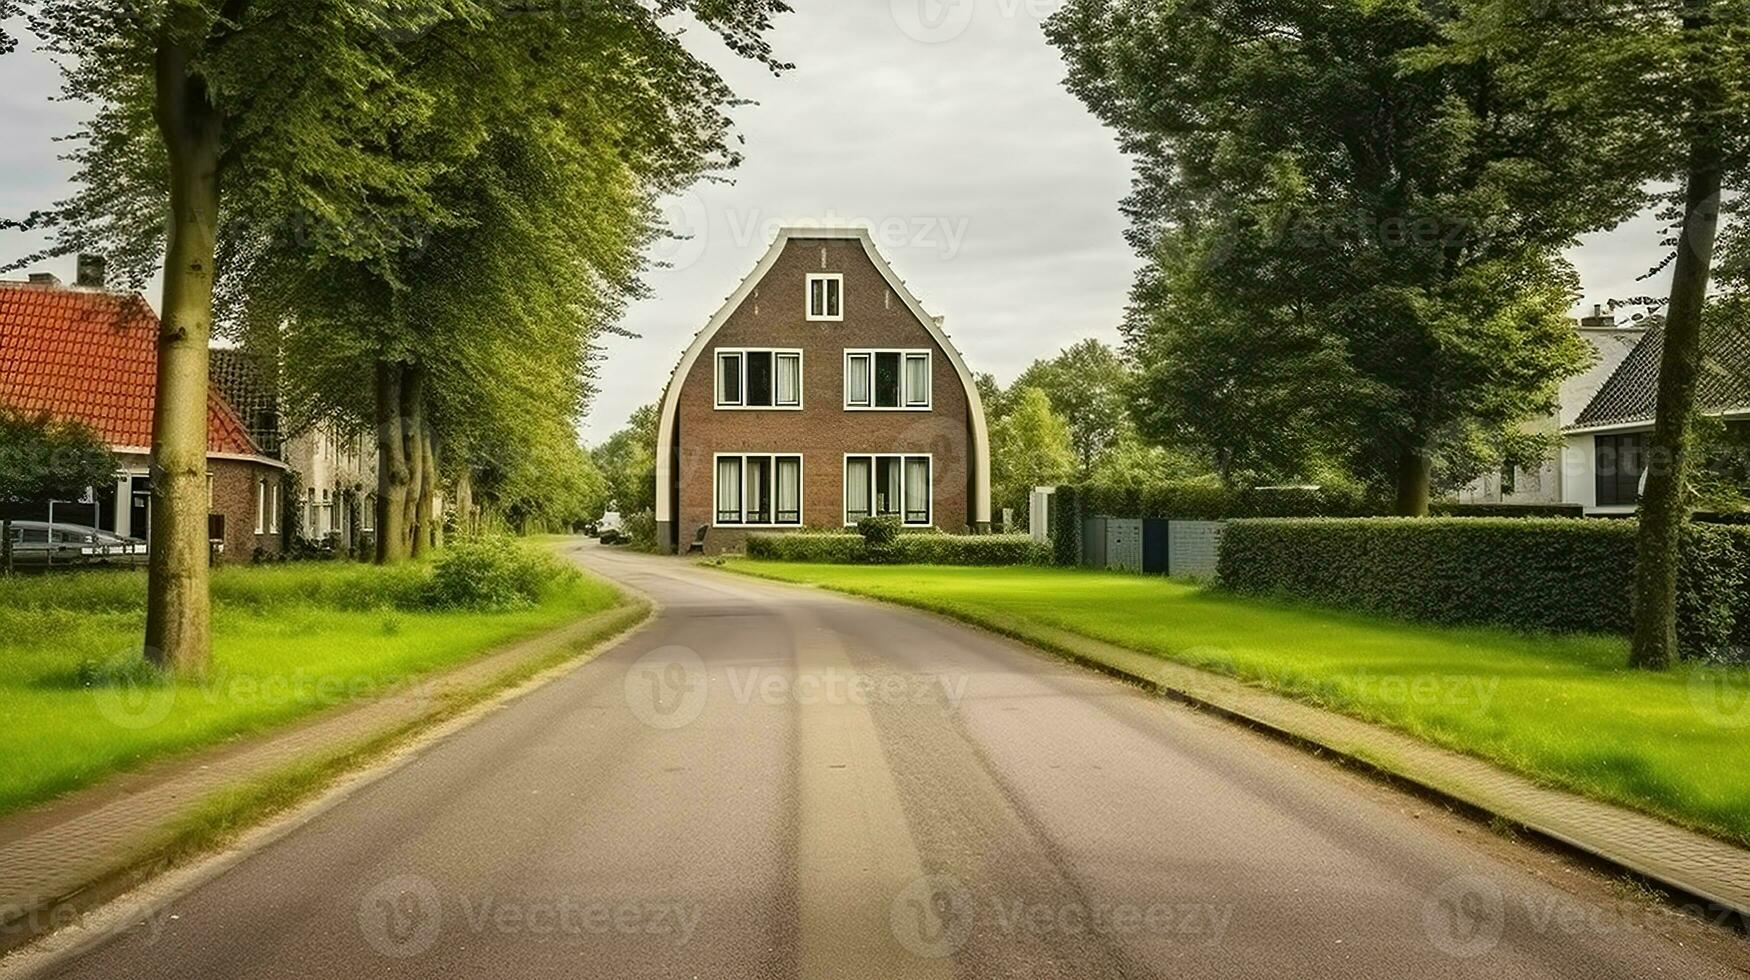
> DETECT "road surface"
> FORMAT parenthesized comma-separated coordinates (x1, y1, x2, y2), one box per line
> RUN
(13, 545, 1749, 978)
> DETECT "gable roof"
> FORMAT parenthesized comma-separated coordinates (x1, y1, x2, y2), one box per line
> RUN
(1572, 321, 1750, 430)
(0, 281, 275, 462)
(209, 347, 283, 457)
(654, 227, 991, 525)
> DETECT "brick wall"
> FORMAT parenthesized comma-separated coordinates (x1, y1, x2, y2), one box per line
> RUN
(210, 458, 283, 563)
(673, 237, 977, 554)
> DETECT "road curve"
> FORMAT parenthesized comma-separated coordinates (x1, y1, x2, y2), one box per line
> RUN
(14, 544, 1748, 979)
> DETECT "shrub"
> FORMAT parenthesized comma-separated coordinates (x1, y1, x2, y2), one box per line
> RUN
(421, 536, 577, 612)
(1216, 518, 1750, 661)
(621, 510, 657, 552)
(746, 532, 866, 563)
(745, 531, 1050, 566)
(857, 516, 902, 548)
(1430, 502, 1586, 519)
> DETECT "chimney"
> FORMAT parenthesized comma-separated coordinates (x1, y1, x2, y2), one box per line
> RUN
(27, 272, 61, 287)
(76, 254, 107, 289)
(1578, 303, 1615, 329)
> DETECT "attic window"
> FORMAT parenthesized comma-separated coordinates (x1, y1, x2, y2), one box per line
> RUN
(807, 274, 843, 321)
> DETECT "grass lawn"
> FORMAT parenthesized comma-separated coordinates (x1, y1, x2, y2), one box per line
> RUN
(0, 558, 623, 816)
(725, 560, 1750, 846)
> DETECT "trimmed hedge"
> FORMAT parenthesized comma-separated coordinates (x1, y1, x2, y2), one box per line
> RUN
(1430, 501, 1586, 519)
(745, 532, 1050, 566)
(1217, 518, 1750, 661)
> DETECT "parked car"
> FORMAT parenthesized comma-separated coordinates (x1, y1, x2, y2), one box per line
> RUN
(3, 522, 148, 569)
(597, 511, 626, 545)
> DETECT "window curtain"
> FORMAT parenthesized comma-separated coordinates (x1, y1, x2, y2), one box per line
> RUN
(746, 457, 769, 524)
(717, 457, 742, 522)
(776, 354, 801, 406)
(846, 457, 871, 520)
(905, 458, 930, 523)
(847, 355, 871, 405)
(777, 457, 801, 524)
(905, 355, 930, 406)
(877, 457, 903, 515)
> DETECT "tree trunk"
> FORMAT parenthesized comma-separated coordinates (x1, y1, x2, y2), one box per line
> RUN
(423, 426, 442, 551)
(144, 32, 223, 675)
(2, 518, 12, 576)
(1394, 447, 1432, 517)
(1631, 135, 1723, 669)
(402, 365, 427, 559)
(454, 465, 475, 538)
(375, 361, 412, 564)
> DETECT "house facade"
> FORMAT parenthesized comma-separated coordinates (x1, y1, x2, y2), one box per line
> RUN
(654, 228, 991, 554)
(0, 273, 287, 562)
(210, 349, 378, 554)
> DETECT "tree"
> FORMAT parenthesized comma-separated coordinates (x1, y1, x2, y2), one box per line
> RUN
(11, 0, 482, 671)
(1047, 0, 1637, 515)
(1434, 0, 1750, 666)
(1010, 339, 1133, 477)
(592, 404, 660, 517)
(989, 387, 1076, 527)
(0, 410, 117, 574)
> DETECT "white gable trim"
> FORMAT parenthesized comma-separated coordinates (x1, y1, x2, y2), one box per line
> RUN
(654, 227, 992, 527)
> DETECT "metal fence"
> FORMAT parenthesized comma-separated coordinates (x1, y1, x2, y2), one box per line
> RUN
(1075, 516, 1225, 579)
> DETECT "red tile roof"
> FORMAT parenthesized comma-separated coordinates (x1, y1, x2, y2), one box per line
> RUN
(0, 281, 264, 457)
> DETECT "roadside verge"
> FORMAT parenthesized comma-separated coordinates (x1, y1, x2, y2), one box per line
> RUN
(0, 595, 651, 958)
(717, 562, 1750, 924)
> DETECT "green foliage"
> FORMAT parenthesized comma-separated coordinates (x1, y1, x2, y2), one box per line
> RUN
(747, 533, 867, 564)
(1429, 502, 1586, 519)
(0, 409, 117, 504)
(1061, 480, 1377, 523)
(1047, 0, 1622, 507)
(1009, 339, 1134, 476)
(591, 404, 659, 515)
(989, 387, 1075, 526)
(421, 536, 578, 612)
(856, 516, 902, 549)
(620, 510, 657, 553)
(747, 531, 1050, 566)
(1217, 519, 1750, 662)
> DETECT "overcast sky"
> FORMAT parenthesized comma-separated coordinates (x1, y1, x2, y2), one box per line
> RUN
(0, 1, 1674, 443)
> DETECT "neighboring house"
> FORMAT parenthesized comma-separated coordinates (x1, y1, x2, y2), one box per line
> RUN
(0, 270, 286, 562)
(1562, 319, 1750, 515)
(208, 349, 377, 552)
(654, 227, 992, 554)
(1457, 306, 1647, 507)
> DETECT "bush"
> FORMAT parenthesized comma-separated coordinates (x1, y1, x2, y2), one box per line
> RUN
(1430, 502, 1586, 519)
(421, 536, 578, 612)
(1216, 518, 1750, 661)
(857, 516, 902, 548)
(745, 531, 1050, 566)
(746, 532, 867, 563)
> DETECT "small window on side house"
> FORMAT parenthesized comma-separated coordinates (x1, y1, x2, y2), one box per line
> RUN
(807, 274, 843, 321)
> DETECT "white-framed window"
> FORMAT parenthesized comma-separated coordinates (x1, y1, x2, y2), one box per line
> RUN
(363, 493, 377, 532)
(844, 349, 931, 410)
(807, 274, 844, 322)
(255, 477, 281, 535)
(716, 348, 803, 409)
(714, 454, 805, 527)
(844, 454, 932, 526)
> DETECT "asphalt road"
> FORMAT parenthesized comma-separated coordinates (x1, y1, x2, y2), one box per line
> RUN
(15, 545, 1749, 979)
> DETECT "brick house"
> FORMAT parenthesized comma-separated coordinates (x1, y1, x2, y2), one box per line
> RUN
(654, 228, 992, 554)
(0, 272, 287, 562)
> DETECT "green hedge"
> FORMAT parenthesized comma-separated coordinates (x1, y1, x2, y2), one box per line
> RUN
(1430, 501, 1586, 519)
(745, 532, 1050, 566)
(1216, 518, 1750, 661)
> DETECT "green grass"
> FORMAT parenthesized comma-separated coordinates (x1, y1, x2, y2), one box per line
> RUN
(0, 559, 623, 816)
(724, 561, 1750, 846)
